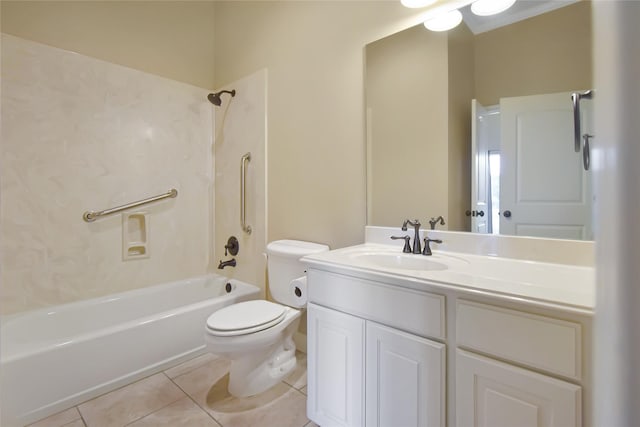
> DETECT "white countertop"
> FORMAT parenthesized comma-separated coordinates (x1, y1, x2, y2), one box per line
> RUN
(302, 243, 595, 312)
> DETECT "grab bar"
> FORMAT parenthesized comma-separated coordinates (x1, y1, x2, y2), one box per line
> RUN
(240, 152, 252, 234)
(571, 90, 593, 152)
(83, 188, 178, 222)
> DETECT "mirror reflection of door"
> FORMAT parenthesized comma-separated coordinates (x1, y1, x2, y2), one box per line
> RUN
(501, 91, 592, 239)
(471, 91, 593, 240)
(471, 100, 500, 234)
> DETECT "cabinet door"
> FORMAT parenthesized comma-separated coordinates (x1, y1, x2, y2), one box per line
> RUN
(456, 349, 581, 427)
(307, 303, 365, 427)
(366, 322, 446, 427)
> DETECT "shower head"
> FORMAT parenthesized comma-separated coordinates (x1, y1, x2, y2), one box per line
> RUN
(207, 89, 236, 106)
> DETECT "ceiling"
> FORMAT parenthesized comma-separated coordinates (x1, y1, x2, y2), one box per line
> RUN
(460, 0, 580, 34)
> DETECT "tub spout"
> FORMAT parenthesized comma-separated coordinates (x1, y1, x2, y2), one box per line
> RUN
(218, 258, 237, 269)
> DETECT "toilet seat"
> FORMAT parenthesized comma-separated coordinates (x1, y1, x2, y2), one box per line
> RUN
(206, 300, 287, 337)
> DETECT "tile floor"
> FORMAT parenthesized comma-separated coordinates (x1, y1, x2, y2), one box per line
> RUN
(28, 352, 319, 427)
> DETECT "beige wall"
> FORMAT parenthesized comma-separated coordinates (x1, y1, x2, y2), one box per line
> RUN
(213, 1, 426, 249)
(1, 34, 213, 314)
(366, 25, 449, 227)
(0, 0, 443, 254)
(365, 23, 474, 233)
(475, 1, 592, 106)
(447, 24, 474, 232)
(1, 1, 216, 89)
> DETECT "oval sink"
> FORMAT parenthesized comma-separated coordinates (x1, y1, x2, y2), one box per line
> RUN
(352, 253, 448, 271)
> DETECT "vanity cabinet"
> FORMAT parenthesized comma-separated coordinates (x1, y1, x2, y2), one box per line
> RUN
(307, 303, 365, 427)
(306, 269, 446, 427)
(365, 322, 445, 427)
(456, 350, 581, 427)
(455, 300, 584, 427)
(304, 261, 591, 427)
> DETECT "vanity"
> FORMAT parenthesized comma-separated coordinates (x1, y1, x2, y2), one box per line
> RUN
(303, 227, 594, 427)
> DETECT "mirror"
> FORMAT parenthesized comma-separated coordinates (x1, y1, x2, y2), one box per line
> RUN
(365, 0, 593, 240)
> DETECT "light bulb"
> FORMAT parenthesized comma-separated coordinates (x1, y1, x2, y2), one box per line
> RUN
(401, 0, 438, 9)
(471, 0, 517, 16)
(424, 9, 463, 32)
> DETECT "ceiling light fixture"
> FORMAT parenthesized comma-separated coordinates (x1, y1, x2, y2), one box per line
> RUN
(470, 0, 517, 16)
(424, 9, 463, 31)
(401, 0, 438, 9)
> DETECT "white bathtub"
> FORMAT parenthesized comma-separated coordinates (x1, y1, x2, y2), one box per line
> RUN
(0, 274, 260, 427)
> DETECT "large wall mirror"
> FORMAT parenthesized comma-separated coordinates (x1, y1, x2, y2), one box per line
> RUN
(366, 0, 593, 240)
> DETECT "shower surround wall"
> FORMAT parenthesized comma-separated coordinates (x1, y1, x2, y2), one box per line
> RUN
(1, 34, 213, 315)
(214, 70, 267, 295)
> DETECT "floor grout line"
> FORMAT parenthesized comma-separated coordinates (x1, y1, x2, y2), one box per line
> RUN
(57, 355, 308, 427)
(164, 371, 223, 427)
(120, 389, 186, 427)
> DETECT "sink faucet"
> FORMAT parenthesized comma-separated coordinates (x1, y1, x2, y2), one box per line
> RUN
(218, 258, 236, 269)
(401, 219, 422, 254)
(390, 235, 411, 253)
(429, 216, 445, 230)
(422, 237, 443, 256)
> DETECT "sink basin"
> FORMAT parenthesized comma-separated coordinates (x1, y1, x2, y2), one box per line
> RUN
(351, 252, 448, 271)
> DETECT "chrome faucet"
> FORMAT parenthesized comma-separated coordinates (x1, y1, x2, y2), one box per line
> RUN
(401, 219, 422, 254)
(218, 258, 236, 269)
(429, 216, 445, 230)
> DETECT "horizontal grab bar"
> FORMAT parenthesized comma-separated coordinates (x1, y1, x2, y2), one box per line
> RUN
(83, 188, 178, 222)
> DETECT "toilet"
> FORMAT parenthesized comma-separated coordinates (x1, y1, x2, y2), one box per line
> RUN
(204, 239, 329, 398)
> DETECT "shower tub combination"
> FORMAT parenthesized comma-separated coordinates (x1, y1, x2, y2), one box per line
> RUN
(0, 274, 259, 427)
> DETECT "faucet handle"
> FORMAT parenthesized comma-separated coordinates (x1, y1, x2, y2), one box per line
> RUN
(391, 235, 412, 253)
(422, 238, 443, 256)
(224, 236, 239, 256)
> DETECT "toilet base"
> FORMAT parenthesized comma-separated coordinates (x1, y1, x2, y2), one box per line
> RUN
(228, 334, 297, 398)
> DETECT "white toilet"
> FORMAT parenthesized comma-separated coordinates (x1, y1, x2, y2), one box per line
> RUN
(204, 239, 329, 398)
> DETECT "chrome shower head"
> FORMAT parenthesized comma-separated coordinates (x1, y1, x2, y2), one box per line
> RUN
(207, 89, 236, 106)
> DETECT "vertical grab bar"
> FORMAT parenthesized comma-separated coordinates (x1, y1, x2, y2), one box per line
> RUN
(240, 152, 252, 234)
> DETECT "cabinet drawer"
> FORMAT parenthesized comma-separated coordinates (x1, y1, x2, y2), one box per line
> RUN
(456, 300, 582, 379)
(307, 269, 445, 340)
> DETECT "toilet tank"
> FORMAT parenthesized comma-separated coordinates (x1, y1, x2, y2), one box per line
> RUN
(266, 240, 329, 307)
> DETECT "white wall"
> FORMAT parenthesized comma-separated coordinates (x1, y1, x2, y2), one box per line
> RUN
(0, 35, 213, 314)
(593, 1, 640, 425)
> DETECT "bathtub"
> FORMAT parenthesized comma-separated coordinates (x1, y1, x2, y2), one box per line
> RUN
(0, 274, 260, 427)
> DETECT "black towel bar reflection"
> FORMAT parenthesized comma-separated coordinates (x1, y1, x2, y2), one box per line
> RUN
(571, 90, 594, 171)
(83, 189, 178, 222)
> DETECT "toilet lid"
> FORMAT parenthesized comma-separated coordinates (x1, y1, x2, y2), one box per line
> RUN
(206, 300, 286, 336)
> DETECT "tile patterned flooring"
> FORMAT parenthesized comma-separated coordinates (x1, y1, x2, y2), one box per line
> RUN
(28, 352, 319, 427)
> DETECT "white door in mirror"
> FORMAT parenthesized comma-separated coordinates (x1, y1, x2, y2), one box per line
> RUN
(500, 92, 593, 240)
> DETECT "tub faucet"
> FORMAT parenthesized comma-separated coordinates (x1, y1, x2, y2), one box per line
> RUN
(218, 258, 236, 269)
(401, 219, 422, 254)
